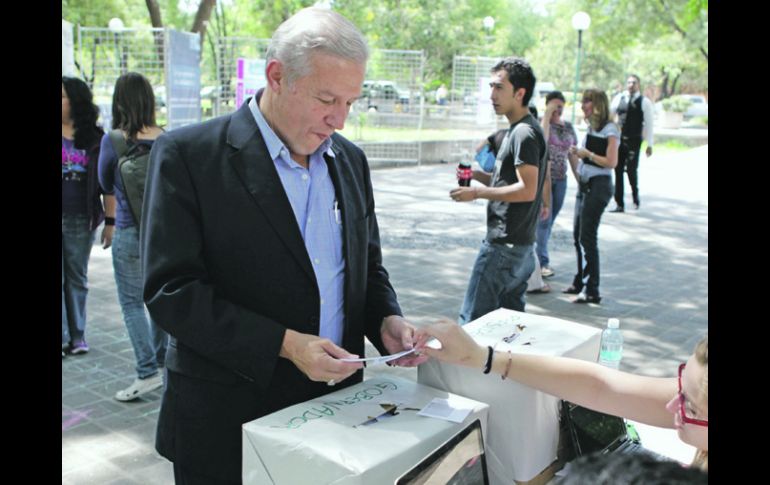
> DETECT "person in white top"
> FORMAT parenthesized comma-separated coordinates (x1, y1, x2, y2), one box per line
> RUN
(609, 74, 654, 212)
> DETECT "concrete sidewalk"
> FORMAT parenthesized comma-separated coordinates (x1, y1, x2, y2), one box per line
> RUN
(62, 145, 708, 484)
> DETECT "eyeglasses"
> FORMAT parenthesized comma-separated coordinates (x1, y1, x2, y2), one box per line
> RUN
(677, 363, 708, 427)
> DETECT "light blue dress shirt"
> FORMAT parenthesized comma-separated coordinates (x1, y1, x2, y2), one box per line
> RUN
(249, 96, 346, 345)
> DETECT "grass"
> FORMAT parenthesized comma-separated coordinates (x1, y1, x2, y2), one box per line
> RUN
(648, 140, 692, 154)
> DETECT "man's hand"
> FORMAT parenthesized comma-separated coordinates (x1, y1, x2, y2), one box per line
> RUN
(101, 225, 114, 249)
(380, 315, 429, 367)
(449, 186, 478, 202)
(280, 329, 363, 384)
(645, 146, 653, 157)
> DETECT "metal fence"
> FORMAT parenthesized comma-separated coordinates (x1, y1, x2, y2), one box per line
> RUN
(77, 27, 166, 129)
(354, 48, 425, 165)
(211, 39, 426, 165)
(209, 36, 271, 118)
(70, 24, 504, 165)
(449, 55, 500, 128)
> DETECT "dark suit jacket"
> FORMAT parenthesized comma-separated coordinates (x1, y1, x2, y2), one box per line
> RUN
(141, 100, 401, 481)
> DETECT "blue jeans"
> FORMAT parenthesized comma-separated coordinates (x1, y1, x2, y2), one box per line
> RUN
(459, 240, 535, 324)
(572, 176, 613, 297)
(62, 214, 96, 346)
(536, 177, 568, 267)
(112, 226, 168, 379)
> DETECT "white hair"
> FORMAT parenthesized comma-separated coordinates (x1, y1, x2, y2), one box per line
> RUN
(266, 7, 369, 85)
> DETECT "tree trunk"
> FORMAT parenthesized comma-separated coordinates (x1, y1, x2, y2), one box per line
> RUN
(145, 0, 165, 65)
(145, 0, 163, 27)
(670, 71, 682, 95)
(191, 0, 217, 46)
(658, 68, 669, 100)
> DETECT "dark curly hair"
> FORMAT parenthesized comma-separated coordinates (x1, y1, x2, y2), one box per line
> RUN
(62, 76, 103, 150)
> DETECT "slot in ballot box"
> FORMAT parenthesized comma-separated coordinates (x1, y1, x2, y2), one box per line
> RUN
(243, 375, 489, 485)
(418, 308, 601, 484)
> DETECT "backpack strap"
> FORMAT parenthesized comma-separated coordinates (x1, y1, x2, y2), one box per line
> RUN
(108, 129, 129, 158)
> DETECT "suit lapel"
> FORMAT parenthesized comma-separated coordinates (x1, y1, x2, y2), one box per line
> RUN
(227, 103, 315, 282)
(324, 142, 359, 258)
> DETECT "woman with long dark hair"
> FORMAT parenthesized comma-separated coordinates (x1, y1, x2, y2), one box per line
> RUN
(98, 72, 168, 401)
(62, 76, 112, 357)
(564, 89, 618, 304)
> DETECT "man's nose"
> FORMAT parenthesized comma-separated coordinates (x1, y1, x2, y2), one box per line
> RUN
(326, 105, 348, 130)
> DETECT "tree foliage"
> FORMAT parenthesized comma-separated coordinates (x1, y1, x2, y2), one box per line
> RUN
(62, 0, 707, 96)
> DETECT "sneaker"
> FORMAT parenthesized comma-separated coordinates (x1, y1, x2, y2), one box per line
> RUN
(609, 206, 625, 213)
(541, 266, 555, 278)
(70, 341, 89, 355)
(114, 373, 164, 402)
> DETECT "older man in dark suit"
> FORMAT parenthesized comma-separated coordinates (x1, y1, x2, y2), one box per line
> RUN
(141, 8, 426, 484)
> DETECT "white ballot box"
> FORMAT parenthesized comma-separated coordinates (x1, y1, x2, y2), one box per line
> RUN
(242, 375, 489, 485)
(418, 308, 601, 484)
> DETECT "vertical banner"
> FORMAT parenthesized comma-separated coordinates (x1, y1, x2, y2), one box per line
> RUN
(476, 76, 495, 126)
(62, 20, 75, 76)
(235, 58, 266, 109)
(165, 28, 201, 130)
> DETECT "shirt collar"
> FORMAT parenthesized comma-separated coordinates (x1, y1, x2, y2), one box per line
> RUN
(248, 90, 335, 164)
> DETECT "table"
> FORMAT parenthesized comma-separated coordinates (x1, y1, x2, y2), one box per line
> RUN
(418, 308, 601, 484)
(242, 375, 489, 485)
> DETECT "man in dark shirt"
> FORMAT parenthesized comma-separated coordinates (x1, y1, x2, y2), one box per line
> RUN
(142, 8, 426, 484)
(609, 74, 655, 212)
(450, 57, 548, 323)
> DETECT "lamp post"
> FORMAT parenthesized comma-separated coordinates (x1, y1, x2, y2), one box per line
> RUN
(570, 12, 591, 125)
(108, 17, 127, 74)
(483, 16, 495, 48)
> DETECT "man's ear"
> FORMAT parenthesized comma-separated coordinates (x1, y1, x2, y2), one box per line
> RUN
(265, 59, 284, 93)
(514, 87, 527, 105)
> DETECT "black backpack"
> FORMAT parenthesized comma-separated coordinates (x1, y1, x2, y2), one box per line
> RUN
(109, 130, 152, 226)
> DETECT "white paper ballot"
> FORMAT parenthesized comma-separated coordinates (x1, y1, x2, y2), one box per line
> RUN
(339, 348, 417, 366)
(417, 398, 473, 423)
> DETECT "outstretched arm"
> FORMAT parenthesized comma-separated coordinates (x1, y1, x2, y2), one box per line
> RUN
(416, 319, 677, 428)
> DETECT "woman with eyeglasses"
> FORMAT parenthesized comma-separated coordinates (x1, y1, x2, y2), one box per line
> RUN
(415, 320, 708, 471)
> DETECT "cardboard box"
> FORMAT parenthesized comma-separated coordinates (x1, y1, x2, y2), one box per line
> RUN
(243, 375, 489, 484)
(418, 308, 601, 484)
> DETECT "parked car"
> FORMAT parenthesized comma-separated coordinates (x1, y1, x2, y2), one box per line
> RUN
(680, 94, 708, 118)
(654, 94, 708, 119)
(361, 80, 411, 112)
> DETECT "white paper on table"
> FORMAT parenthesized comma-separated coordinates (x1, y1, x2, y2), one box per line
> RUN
(339, 348, 417, 366)
(417, 398, 473, 423)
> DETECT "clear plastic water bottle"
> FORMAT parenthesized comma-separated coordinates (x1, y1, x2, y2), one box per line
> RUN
(599, 318, 623, 369)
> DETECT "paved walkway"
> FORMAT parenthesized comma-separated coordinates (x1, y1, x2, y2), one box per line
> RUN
(62, 145, 708, 484)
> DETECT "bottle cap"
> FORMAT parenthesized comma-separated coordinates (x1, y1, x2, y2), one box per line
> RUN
(607, 318, 620, 329)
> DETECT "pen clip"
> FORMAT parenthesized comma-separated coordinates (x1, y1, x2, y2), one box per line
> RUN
(333, 200, 341, 224)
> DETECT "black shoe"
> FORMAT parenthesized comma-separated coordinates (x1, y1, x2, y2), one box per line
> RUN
(562, 285, 583, 295)
(574, 293, 602, 304)
(609, 206, 624, 213)
(633, 201, 640, 210)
